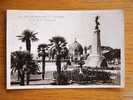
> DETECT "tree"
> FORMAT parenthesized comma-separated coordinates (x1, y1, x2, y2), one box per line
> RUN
(101, 46, 113, 54)
(49, 36, 67, 85)
(103, 48, 121, 64)
(17, 30, 38, 52)
(38, 44, 48, 80)
(11, 51, 39, 85)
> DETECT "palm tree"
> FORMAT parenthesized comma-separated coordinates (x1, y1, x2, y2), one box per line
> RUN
(49, 36, 67, 85)
(17, 30, 39, 52)
(101, 46, 113, 54)
(38, 44, 48, 80)
(11, 51, 39, 85)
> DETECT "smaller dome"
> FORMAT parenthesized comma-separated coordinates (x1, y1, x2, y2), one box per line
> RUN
(68, 40, 83, 55)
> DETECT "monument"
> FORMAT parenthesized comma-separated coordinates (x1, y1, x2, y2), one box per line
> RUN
(85, 16, 105, 68)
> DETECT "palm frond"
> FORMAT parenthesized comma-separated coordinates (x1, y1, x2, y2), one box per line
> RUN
(31, 37, 39, 41)
(17, 29, 39, 42)
(16, 35, 23, 38)
(33, 32, 38, 36)
(49, 36, 66, 45)
(38, 44, 48, 52)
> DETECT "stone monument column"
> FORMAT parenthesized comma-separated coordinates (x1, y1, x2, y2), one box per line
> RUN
(91, 16, 101, 56)
(85, 16, 104, 68)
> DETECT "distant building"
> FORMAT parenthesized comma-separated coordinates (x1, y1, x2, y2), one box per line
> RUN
(68, 40, 83, 61)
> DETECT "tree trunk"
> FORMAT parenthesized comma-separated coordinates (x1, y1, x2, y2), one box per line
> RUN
(26, 72, 30, 85)
(17, 70, 20, 81)
(56, 55, 61, 85)
(42, 56, 45, 80)
(26, 39, 31, 52)
(20, 70, 25, 86)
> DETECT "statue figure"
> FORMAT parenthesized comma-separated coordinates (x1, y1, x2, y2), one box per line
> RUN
(95, 16, 100, 30)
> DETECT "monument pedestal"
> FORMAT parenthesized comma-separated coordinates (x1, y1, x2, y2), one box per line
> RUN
(84, 55, 105, 68)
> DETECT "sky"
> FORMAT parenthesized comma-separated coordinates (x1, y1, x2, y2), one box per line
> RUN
(7, 10, 124, 55)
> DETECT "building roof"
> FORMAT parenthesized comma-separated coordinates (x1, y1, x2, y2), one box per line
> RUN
(68, 40, 83, 54)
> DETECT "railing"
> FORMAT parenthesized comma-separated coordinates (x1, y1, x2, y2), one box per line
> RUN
(35, 59, 70, 62)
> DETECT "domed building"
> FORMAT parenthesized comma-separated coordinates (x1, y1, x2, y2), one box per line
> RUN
(68, 40, 83, 61)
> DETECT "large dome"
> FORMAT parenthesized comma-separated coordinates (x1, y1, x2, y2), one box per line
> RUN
(69, 40, 83, 55)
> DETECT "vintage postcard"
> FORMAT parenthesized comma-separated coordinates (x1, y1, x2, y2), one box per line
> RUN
(6, 10, 124, 89)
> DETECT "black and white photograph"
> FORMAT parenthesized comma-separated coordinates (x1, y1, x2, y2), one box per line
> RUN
(6, 10, 124, 89)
